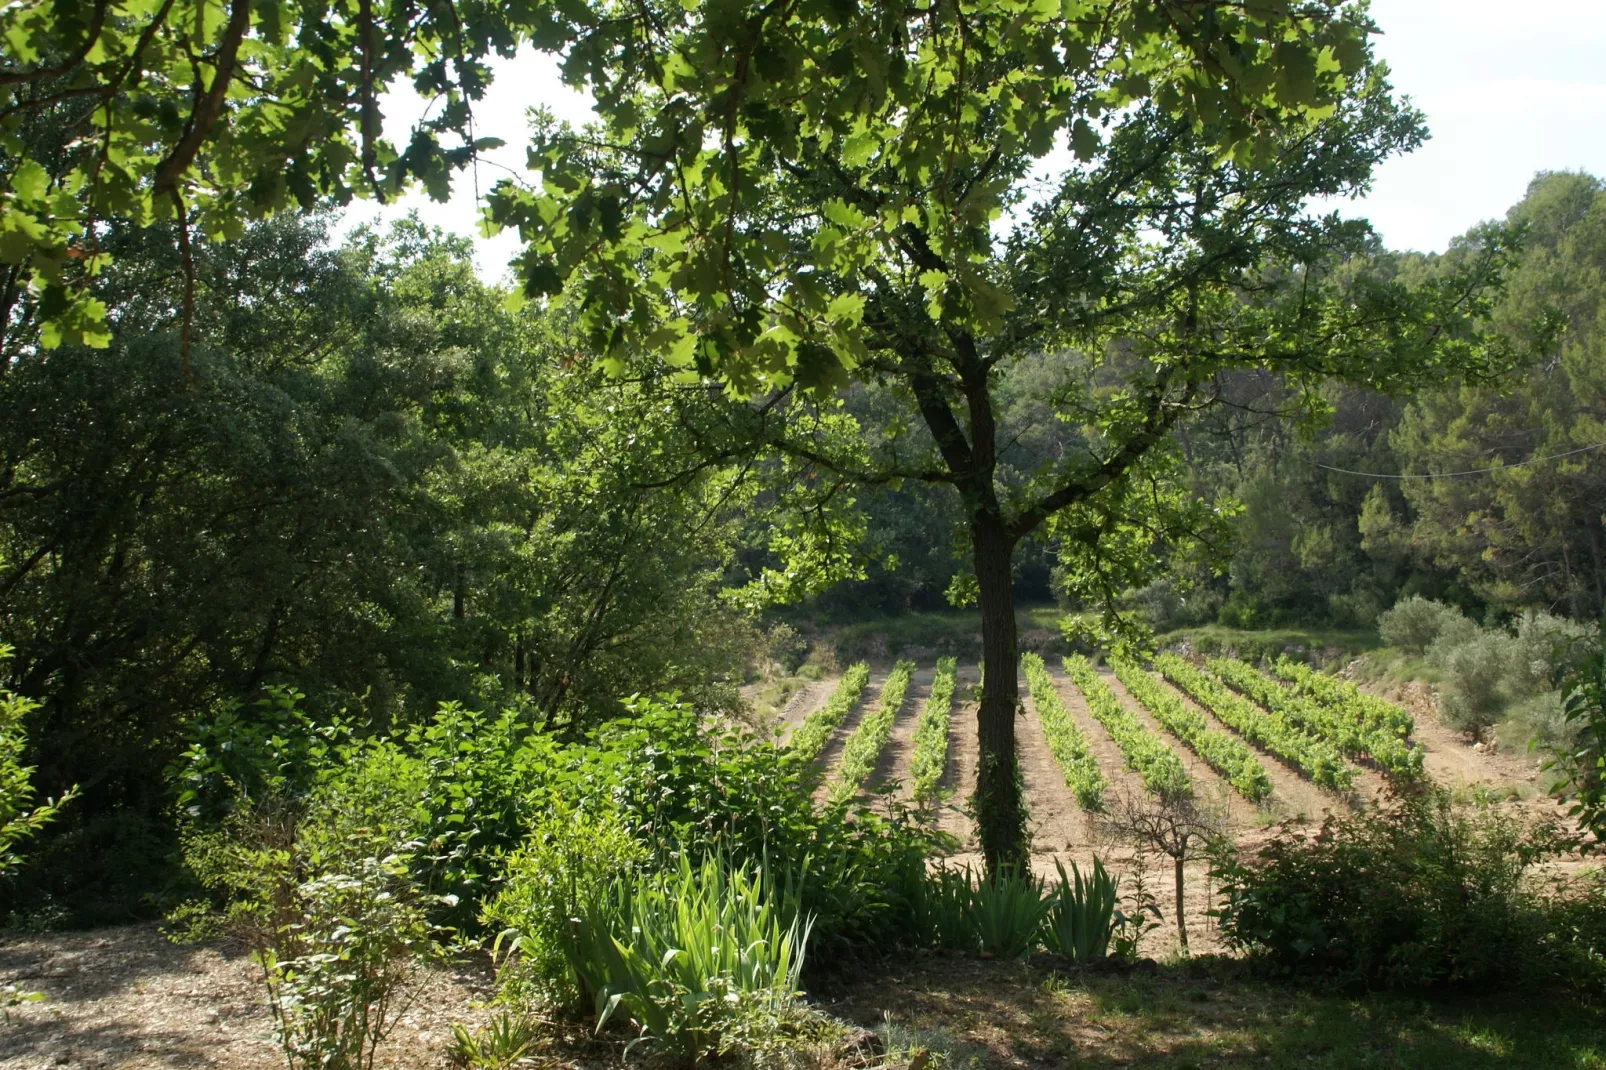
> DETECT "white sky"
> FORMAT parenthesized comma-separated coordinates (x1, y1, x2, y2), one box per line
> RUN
(345, 0, 1606, 278)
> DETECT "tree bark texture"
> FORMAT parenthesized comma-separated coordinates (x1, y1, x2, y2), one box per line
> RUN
(971, 508, 1028, 875)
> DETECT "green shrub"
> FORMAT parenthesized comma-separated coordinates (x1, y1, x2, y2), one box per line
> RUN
(179, 739, 439, 1069)
(570, 696, 941, 960)
(0, 644, 75, 872)
(905, 859, 1118, 962)
(261, 851, 434, 1070)
(565, 854, 811, 1061)
(1378, 596, 1468, 654)
(968, 869, 1053, 960)
(1041, 858, 1119, 963)
(1436, 632, 1519, 734)
(905, 864, 978, 952)
(482, 806, 646, 1004)
(1213, 791, 1564, 990)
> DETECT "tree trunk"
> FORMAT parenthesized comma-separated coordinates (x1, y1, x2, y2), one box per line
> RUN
(1174, 857, 1189, 954)
(971, 509, 1027, 876)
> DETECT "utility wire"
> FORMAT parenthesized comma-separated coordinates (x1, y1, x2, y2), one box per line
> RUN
(1314, 440, 1606, 480)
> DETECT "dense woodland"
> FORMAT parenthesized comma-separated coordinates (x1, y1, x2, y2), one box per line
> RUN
(1, 1, 1606, 1066)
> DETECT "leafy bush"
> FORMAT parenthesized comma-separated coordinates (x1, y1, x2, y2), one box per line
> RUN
(788, 662, 871, 763)
(1112, 658, 1271, 802)
(560, 696, 940, 960)
(564, 854, 812, 1061)
(0, 643, 74, 871)
(1063, 655, 1190, 800)
(1208, 657, 1422, 780)
(261, 851, 434, 1070)
(1020, 653, 1106, 811)
(1436, 632, 1516, 734)
(482, 806, 646, 1004)
(1155, 655, 1354, 791)
(1214, 791, 1565, 990)
(909, 657, 958, 804)
(1378, 596, 1468, 654)
(180, 739, 439, 1069)
(828, 659, 915, 804)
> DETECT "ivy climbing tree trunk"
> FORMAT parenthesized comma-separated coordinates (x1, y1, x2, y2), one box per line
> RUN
(971, 508, 1027, 874)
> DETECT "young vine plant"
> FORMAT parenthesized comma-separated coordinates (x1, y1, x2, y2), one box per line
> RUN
(1208, 658, 1423, 780)
(1063, 655, 1190, 801)
(828, 660, 916, 804)
(1021, 653, 1107, 812)
(789, 662, 871, 764)
(910, 657, 958, 805)
(1272, 656, 1416, 738)
(1152, 655, 1355, 792)
(1110, 658, 1272, 803)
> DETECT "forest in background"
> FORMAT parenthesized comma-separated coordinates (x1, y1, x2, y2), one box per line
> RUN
(1, 169, 1602, 927)
(834, 169, 1606, 630)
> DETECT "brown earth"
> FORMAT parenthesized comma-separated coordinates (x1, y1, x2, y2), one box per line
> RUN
(0, 925, 511, 1070)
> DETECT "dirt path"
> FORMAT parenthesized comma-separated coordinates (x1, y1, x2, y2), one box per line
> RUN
(772, 673, 839, 746)
(870, 666, 931, 799)
(1017, 675, 1097, 854)
(1384, 680, 1544, 794)
(934, 667, 980, 852)
(0, 925, 496, 1069)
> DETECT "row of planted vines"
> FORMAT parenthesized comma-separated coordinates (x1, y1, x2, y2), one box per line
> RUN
(789, 662, 871, 763)
(1022, 653, 1108, 811)
(1153, 655, 1357, 792)
(1063, 655, 1191, 800)
(910, 657, 959, 804)
(1273, 657, 1419, 736)
(1111, 658, 1273, 803)
(789, 652, 1422, 813)
(828, 660, 916, 803)
(1208, 658, 1424, 780)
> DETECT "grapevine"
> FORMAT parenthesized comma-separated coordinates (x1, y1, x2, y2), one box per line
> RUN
(1111, 658, 1272, 802)
(1021, 653, 1107, 811)
(1063, 655, 1190, 800)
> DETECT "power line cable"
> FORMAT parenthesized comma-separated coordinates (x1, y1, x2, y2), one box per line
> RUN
(1313, 440, 1606, 480)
